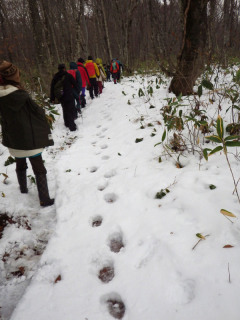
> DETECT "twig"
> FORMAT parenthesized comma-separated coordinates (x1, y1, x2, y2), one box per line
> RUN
(192, 234, 210, 250)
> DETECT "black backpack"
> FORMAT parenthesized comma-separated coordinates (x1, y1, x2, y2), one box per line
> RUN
(54, 75, 66, 101)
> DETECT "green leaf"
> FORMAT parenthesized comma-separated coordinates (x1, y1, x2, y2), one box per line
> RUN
(154, 142, 162, 147)
(217, 115, 224, 139)
(225, 141, 240, 147)
(196, 233, 206, 240)
(203, 148, 210, 160)
(135, 138, 143, 143)
(201, 79, 214, 90)
(224, 135, 239, 142)
(162, 130, 166, 142)
(198, 85, 203, 97)
(209, 145, 223, 155)
(205, 135, 222, 143)
(138, 88, 145, 97)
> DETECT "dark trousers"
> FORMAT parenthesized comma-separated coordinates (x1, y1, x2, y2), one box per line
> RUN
(112, 72, 118, 84)
(97, 81, 103, 94)
(61, 99, 76, 131)
(16, 155, 47, 175)
(89, 78, 98, 98)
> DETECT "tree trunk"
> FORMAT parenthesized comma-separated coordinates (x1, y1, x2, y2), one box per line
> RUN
(40, 0, 60, 64)
(75, 0, 88, 59)
(123, 0, 139, 66)
(0, 0, 13, 61)
(100, 0, 112, 61)
(169, 0, 209, 96)
(27, 0, 46, 66)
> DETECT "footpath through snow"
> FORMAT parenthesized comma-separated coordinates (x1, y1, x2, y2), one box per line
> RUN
(1, 76, 240, 320)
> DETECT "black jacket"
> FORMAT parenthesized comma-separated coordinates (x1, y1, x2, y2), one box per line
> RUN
(50, 70, 80, 102)
(0, 87, 54, 150)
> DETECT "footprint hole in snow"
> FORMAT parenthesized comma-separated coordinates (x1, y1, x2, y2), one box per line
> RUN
(108, 233, 124, 253)
(92, 216, 103, 227)
(89, 166, 98, 173)
(104, 169, 116, 178)
(104, 193, 118, 203)
(100, 293, 126, 320)
(98, 264, 115, 283)
(102, 155, 110, 160)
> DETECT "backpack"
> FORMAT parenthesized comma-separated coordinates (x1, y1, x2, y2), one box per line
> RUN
(112, 62, 117, 71)
(67, 69, 76, 80)
(54, 75, 66, 101)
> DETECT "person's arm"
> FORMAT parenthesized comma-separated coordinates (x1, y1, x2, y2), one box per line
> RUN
(76, 70, 82, 92)
(94, 63, 100, 77)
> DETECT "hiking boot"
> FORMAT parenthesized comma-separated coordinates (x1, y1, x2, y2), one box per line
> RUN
(35, 174, 54, 207)
(16, 170, 28, 193)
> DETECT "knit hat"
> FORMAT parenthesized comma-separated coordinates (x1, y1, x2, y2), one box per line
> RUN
(58, 63, 66, 70)
(69, 62, 77, 69)
(0, 60, 20, 82)
(78, 58, 85, 63)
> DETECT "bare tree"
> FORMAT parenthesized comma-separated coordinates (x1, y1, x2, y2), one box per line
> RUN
(169, 0, 209, 96)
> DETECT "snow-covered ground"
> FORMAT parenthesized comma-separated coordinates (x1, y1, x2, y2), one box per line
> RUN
(0, 72, 240, 320)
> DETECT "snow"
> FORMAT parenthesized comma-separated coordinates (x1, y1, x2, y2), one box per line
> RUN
(1, 72, 240, 320)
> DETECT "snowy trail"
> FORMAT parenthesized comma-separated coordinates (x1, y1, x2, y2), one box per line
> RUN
(1, 76, 240, 320)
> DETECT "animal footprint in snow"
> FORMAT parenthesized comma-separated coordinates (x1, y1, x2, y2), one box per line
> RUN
(101, 293, 126, 319)
(96, 125, 102, 128)
(104, 193, 118, 203)
(92, 216, 103, 227)
(98, 265, 115, 283)
(100, 135, 105, 139)
(104, 169, 116, 178)
(108, 232, 124, 253)
(102, 155, 110, 160)
(100, 144, 108, 149)
(98, 180, 108, 191)
(102, 128, 108, 132)
(89, 166, 98, 173)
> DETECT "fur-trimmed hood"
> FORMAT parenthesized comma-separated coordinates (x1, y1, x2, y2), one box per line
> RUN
(0, 85, 18, 98)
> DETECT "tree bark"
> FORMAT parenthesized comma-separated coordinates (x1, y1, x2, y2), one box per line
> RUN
(100, 0, 112, 61)
(169, 0, 209, 96)
(0, 0, 13, 61)
(27, 0, 46, 66)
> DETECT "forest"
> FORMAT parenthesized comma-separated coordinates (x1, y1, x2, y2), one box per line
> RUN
(1, 0, 240, 92)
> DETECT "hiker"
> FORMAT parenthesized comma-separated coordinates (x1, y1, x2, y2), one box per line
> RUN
(96, 58, 106, 94)
(104, 64, 111, 82)
(116, 58, 123, 82)
(0, 60, 54, 207)
(67, 61, 82, 115)
(84, 56, 100, 99)
(110, 59, 119, 84)
(50, 64, 80, 131)
(77, 58, 91, 108)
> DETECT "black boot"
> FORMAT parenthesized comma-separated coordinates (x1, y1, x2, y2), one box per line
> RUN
(16, 170, 28, 193)
(35, 174, 54, 207)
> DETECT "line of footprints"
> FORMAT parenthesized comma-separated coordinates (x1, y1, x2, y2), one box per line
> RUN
(90, 122, 126, 319)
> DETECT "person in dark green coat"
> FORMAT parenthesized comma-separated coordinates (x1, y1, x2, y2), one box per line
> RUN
(0, 60, 54, 207)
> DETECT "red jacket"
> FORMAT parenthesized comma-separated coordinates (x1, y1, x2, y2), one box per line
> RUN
(110, 61, 119, 74)
(77, 62, 90, 88)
